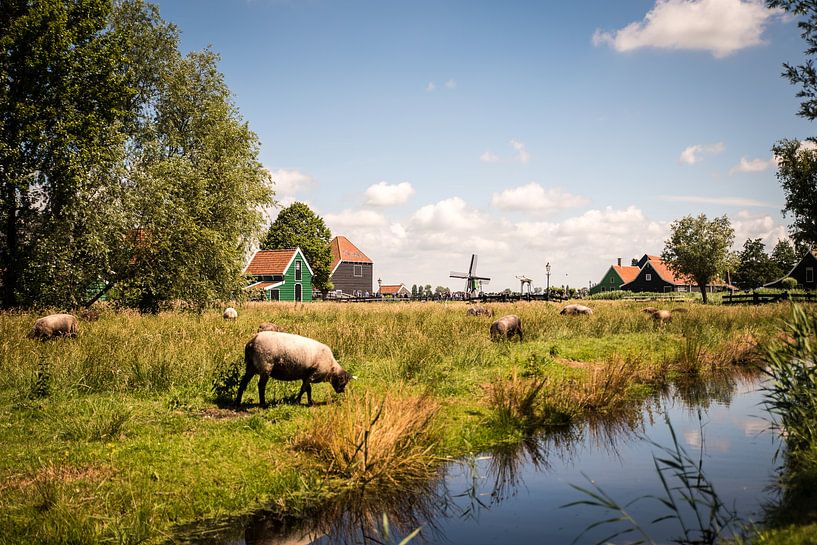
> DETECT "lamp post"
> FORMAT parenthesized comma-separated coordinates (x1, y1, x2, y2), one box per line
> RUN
(545, 262, 551, 301)
(565, 273, 569, 301)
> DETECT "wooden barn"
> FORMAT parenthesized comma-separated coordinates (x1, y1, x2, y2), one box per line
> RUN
(244, 248, 313, 302)
(621, 254, 733, 293)
(590, 258, 640, 294)
(330, 236, 373, 297)
(765, 248, 817, 289)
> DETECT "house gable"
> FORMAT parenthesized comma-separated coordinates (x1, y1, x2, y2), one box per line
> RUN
(766, 249, 817, 289)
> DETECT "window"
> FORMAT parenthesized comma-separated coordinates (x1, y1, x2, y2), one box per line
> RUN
(295, 260, 302, 281)
(808, 267, 814, 283)
(645, 273, 652, 281)
(353, 264, 363, 277)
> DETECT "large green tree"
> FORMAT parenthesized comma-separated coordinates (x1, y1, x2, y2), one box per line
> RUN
(734, 238, 781, 289)
(0, 0, 133, 307)
(772, 139, 817, 247)
(661, 214, 735, 304)
(262, 202, 333, 294)
(771, 238, 800, 274)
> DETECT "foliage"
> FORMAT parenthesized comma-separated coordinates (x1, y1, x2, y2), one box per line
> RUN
(734, 238, 782, 289)
(262, 202, 333, 293)
(0, 0, 272, 311)
(212, 356, 245, 404)
(661, 214, 735, 304)
(0, 0, 133, 308)
(767, 0, 817, 121)
(783, 276, 799, 290)
(772, 139, 817, 248)
(772, 239, 801, 275)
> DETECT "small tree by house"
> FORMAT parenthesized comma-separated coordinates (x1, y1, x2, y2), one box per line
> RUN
(734, 238, 782, 289)
(771, 239, 800, 275)
(661, 214, 735, 304)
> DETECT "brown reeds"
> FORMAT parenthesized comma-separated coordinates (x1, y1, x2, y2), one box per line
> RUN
(294, 392, 440, 487)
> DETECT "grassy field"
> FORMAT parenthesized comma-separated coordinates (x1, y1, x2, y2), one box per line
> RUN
(0, 300, 797, 543)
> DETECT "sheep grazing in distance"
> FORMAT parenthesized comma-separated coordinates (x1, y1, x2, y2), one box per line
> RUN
(223, 307, 238, 320)
(490, 314, 523, 341)
(560, 304, 593, 316)
(258, 322, 286, 333)
(236, 332, 354, 407)
(467, 306, 494, 317)
(28, 313, 79, 340)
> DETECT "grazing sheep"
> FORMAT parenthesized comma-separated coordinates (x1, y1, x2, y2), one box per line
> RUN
(28, 313, 79, 340)
(236, 332, 353, 407)
(490, 314, 523, 341)
(223, 307, 238, 320)
(651, 310, 673, 324)
(467, 306, 494, 317)
(258, 322, 286, 333)
(560, 304, 593, 316)
(642, 307, 659, 314)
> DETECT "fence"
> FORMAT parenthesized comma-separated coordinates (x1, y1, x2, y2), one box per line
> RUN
(722, 291, 817, 305)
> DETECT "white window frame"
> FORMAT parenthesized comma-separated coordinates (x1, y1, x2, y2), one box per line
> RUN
(295, 260, 302, 281)
(353, 264, 363, 277)
(645, 273, 652, 281)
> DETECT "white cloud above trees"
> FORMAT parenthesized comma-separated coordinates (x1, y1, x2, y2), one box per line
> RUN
(364, 181, 416, 207)
(593, 0, 778, 58)
(679, 142, 725, 164)
(491, 183, 589, 212)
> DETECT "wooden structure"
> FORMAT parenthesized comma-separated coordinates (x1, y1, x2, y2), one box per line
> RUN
(724, 291, 817, 305)
(376, 281, 410, 298)
(764, 248, 817, 290)
(329, 236, 373, 297)
(590, 258, 640, 294)
(621, 254, 734, 293)
(244, 248, 313, 302)
(515, 275, 532, 295)
(450, 254, 491, 298)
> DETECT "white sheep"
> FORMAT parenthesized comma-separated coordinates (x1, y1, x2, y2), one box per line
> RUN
(560, 304, 593, 316)
(28, 313, 79, 340)
(223, 307, 238, 320)
(235, 332, 353, 407)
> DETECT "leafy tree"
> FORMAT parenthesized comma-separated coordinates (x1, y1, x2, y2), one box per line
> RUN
(734, 238, 781, 289)
(767, 0, 817, 120)
(0, 0, 133, 307)
(771, 139, 817, 247)
(424, 284, 432, 297)
(661, 214, 735, 304)
(411, 284, 418, 298)
(262, 202, 332, 294)
(771, 239, 800, 274)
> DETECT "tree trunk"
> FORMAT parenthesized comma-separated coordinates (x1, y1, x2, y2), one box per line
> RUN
(1, 184, 19, 308)
(698, 282, 708, 304)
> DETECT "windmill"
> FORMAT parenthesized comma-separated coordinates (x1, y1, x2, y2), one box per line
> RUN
(450, 254, 491, 299)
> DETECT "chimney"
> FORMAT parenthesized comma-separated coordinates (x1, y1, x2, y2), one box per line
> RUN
(617, 257, 622, 267)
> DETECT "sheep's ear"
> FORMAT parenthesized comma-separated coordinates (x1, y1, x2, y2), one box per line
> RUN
(352, 375, 359, 380)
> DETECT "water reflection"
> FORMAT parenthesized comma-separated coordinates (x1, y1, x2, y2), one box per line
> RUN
(172, 371, 775, 545)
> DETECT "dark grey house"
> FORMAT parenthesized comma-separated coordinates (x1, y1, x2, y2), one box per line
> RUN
(765, 248, 817, 290)
(329, 236, 373, 296)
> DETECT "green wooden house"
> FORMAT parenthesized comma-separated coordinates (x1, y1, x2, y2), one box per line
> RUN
(244, 247, 313, 302)
(589, 258, 640, 295)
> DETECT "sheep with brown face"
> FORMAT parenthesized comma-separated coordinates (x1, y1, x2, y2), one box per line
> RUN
(236, 332, 353, 407)
(642, 307, 659, 315)
(223, 307, 238, 320)
(28, 313, 79, 340)
(467, 306, 494, 317)
(490, 314, 523, 341)
(258, 322, 286, 333)
(560, 304, 593, 316)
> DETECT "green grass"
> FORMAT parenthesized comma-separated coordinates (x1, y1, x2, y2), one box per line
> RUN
(0, 300, 799, 543)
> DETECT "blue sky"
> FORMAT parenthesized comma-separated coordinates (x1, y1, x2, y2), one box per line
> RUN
(156, 0, 812, 291)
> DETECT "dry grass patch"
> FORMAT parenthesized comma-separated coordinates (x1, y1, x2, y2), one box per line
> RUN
(294, 392, 440, 487)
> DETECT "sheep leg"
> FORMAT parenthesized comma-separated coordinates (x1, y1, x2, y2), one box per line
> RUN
(235, 369, 254, 406)
(297, 380, 313, 406)
(258, 375, 269, 407)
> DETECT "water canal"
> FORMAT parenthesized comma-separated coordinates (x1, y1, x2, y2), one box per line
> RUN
(178, 372, 781, 545)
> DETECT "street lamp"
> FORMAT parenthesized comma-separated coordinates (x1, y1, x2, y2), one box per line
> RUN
(565, 273, 569, 300)
(545, 262, 551, 301)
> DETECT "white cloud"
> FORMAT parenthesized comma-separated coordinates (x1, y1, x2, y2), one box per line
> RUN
(480, 151, 500, 163)
(410, 197, 489, 232)
(592, 0, 778, 58)
(426, 82, 436, 92)
(732, 210, 789, 247)
(445, 78, 457, 90)
(729, 156, 776, 175)
(491, 183, 590, 212)
(267, 168, 316, 196)
(364, 181, 416, 207)
(658, 195, 774, 207)
(510, 139, 530, 163)
(324, 209, 388, 229)
(679, 142, 725, 165)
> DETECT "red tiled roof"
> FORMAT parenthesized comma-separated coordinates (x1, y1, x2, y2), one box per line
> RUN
(612, 265, 640, 284)
(330, 236, 372, 271)
(648, 257, 692, 285)
(244, 249, 297, 275)
(378, 284, 407, 295)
